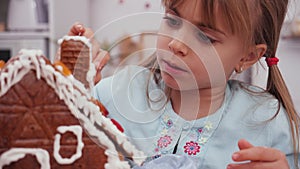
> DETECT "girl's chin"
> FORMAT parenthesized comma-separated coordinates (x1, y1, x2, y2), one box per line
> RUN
(161, 71, 197, 91)
(161, 71, 180, 89)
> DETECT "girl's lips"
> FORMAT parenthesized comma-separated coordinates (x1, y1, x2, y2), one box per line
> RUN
(162, 59, 188, 75)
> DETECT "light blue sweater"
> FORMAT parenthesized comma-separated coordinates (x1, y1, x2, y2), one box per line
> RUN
(93, 65, 298, 168)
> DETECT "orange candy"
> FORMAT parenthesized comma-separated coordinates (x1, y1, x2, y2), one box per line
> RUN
(91, 98, 109, 117)
(54, 61, 72, 76)
(0, 60, 5, 69)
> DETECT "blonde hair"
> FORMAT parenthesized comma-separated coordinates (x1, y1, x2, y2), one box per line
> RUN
(146, 0, 299, 167)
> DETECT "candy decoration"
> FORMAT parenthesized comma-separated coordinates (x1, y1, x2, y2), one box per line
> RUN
(0, 60, 5, 70)
(54, 61, 72, 76)
(90, 98, 124, 132)
(111, 119, 124, 133)
(92, 99, 109, 117)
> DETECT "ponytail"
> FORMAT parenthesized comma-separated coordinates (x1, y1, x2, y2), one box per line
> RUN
(257, 0, 300, 167)
(266, 58, 300, 168)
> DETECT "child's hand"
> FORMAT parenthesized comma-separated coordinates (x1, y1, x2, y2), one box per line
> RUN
(227, 139, 289, 169)
(68, 22, 110, 84)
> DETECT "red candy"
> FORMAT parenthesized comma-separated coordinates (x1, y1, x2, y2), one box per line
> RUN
(111, 119, 124, 133)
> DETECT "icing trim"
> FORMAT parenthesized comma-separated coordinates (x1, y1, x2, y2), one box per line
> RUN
(53, 125, 84, 164)
(0, 148, 50, 169)
(58, 36, 92, 49)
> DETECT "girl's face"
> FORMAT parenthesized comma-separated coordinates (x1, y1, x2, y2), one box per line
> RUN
(156, 0, 247, 91)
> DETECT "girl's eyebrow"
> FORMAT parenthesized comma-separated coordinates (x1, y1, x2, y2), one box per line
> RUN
(168, 8, 227, 37)
(198, 24, 227, 37)
(167, 8, 180, 16)
(164, 7, 179, 16)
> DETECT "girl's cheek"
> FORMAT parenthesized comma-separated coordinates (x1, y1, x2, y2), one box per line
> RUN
(156, 36, 171, 61)
(156, 36, 170, 51)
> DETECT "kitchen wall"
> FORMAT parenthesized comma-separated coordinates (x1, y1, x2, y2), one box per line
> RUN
(50, 0, 90, 39)
(278, 39, 300, 111)
(0, 0, 8, 22)
(0, 0, 9, 30)
(49, 0, 164, 44)
(89, 0, 163, 45)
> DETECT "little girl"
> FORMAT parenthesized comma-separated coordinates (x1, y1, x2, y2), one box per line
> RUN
(68, 0, 299, 168)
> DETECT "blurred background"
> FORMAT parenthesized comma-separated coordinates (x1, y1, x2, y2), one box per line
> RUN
(0, 0, 299, 111)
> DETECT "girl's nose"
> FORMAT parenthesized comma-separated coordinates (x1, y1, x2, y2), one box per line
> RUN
(168, 39, 188, 57)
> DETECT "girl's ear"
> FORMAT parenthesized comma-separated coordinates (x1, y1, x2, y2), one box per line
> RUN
(235, 44, 267, 73)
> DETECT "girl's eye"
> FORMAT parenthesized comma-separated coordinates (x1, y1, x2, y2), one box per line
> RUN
(196, 31, 216, 44)
(163, 16, 182, 28)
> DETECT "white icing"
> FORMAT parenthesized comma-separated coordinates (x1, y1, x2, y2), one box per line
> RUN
(55, 65, 63, 72)
(0, 148, 50, 169)
(57, 36, 91, 49)
(19, 49, 44, 57)
(53, 125, 84, 164)
(0, 50, 146, 168)
(104, 150, 131, 169)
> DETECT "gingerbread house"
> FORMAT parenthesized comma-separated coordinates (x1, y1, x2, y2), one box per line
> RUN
(0, 49, 145, 169)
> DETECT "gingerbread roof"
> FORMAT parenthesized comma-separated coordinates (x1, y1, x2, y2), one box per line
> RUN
(0, 49, 145, 168)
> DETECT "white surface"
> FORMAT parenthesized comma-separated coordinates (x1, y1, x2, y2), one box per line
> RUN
(0, 39, 47, 58)
(7, 0, 48, 31)
(0, 31, 49, 39)
(286, 0, 300, 22)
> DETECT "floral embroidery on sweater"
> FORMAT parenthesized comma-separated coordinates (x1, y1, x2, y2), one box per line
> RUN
(157, 135, 172, 148)
(184, 141, 201, 155)
(151, 114, 215, 158)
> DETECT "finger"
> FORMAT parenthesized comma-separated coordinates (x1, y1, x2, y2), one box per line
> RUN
(80, 27, 99, 59)
(94, 69, 102, 84)
(232, 146, 285, 162)
(82, 27, 95, 39)
(93, 51, 110, 84)
(68, 22, 85, 36)
(227, 161, 280, 169)
(100, 52, 110, 69)
(91, 39, 101, 61)
(93, 50, 110, 71)
(238, 139, 254, 150)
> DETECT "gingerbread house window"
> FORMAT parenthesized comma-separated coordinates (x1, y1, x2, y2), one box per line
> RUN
(53, 125, 84, 164)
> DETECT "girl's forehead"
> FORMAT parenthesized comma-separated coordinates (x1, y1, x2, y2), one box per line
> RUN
(176, 0, 203, 22)
(173, 0, 230, 35)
